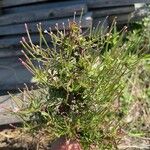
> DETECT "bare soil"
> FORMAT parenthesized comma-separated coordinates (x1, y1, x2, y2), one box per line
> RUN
(0, 127, 149, 150)
(0, 127, 51, 150)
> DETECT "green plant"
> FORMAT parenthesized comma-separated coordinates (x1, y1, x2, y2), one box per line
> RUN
(121, 17, 150, 139)
(128, 16, 150, 54)
(13, 20, 143, 149)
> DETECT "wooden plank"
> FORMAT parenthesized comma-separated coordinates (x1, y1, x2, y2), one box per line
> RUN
(2, 0, 85, 8)
(0, 48, 22, 58)
(0, 57, 33, 90)
(87, 0, 150, 8)
(0, 89, 41, 125)
(0, 89, 45, 126)
(0, 35, 40, 49)
(0, 83, 36, 91)
(0, 13, 92, 36)
(0, 3, 87, 26)
(2, 0, 48, 8)
(93, 5, 135, 18)
(0, 114, 20, 126)
(0, 0, 2, 15)
(3, 0, 85, 14)
(0, 94, 23, 125)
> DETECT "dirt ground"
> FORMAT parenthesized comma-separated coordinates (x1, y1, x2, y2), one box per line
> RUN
(0, 127, 149, 150)
(0, 127, 52, 150)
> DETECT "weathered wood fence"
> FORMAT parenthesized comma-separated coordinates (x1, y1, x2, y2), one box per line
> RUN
(0, 0, 150, 125)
